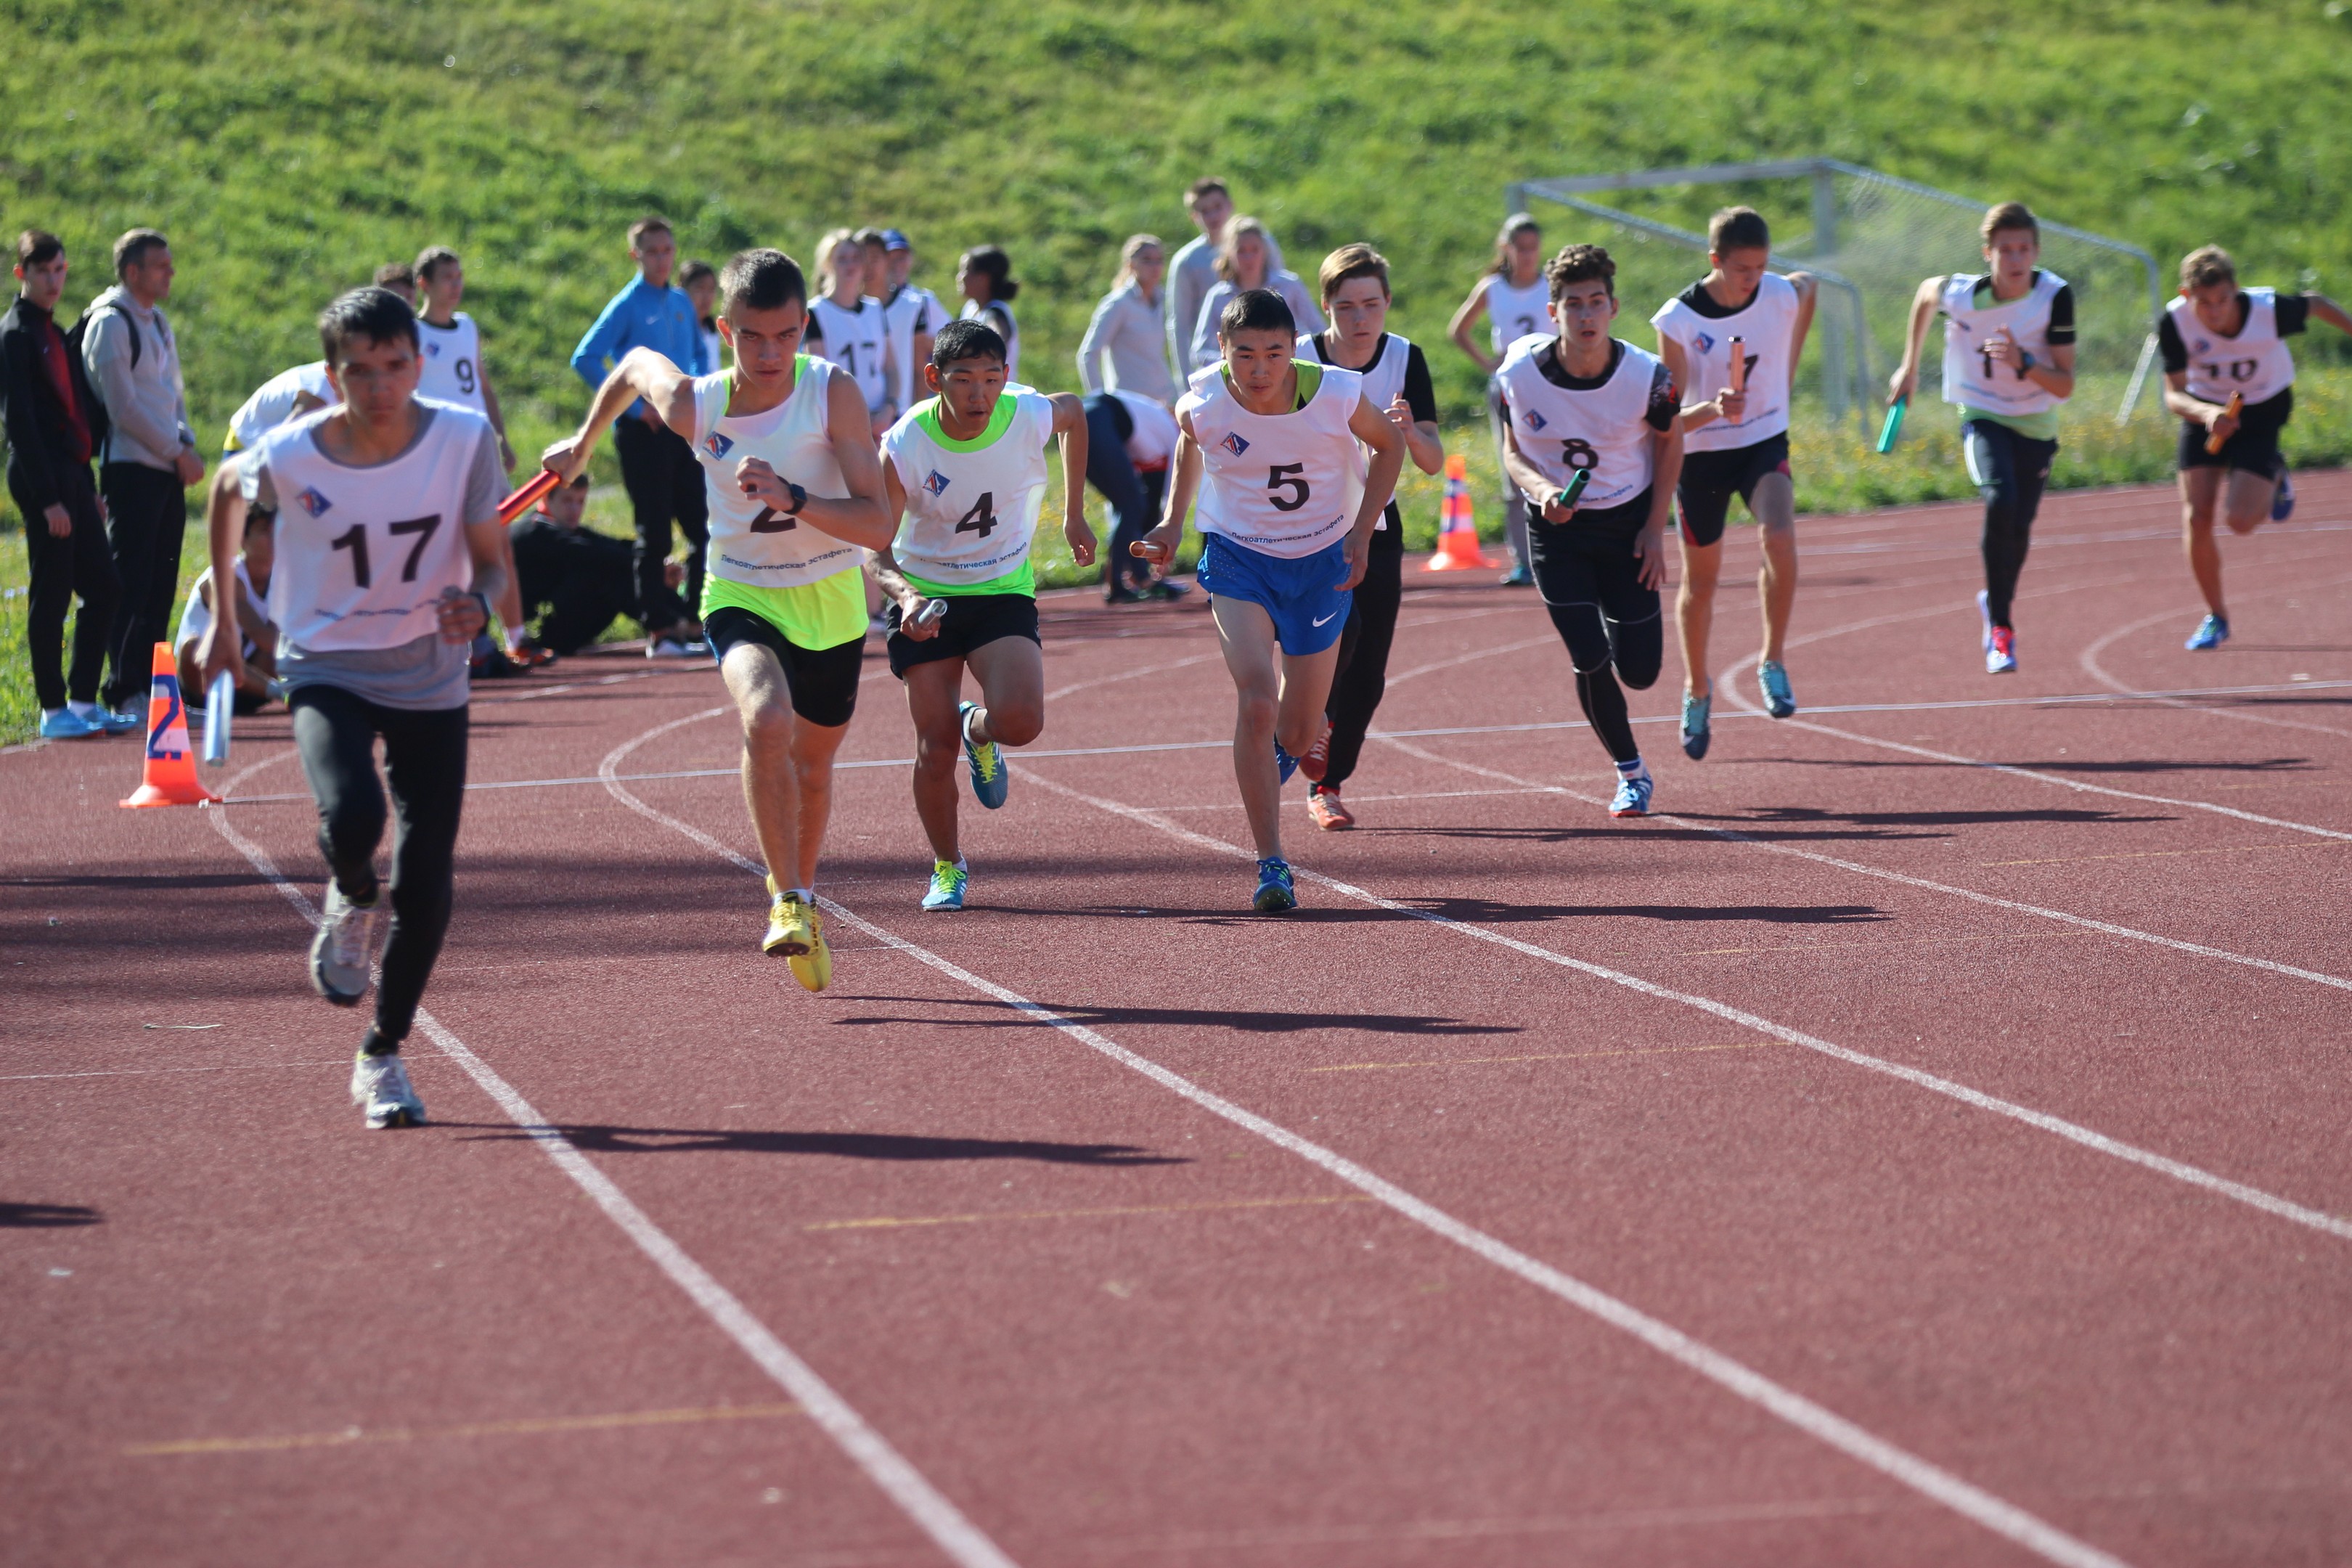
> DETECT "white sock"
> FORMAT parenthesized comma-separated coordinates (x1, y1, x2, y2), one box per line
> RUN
(1615, 756, 1649, 780)
(962, 706, 984, 745)
(790, 886, 814, 904)
(66, 700, 99, 719)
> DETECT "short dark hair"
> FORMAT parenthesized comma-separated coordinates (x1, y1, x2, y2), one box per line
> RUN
(930, 318, 1007, 369)
(1545, 244, 1616, 300)
(2181, 245, 2236, 290)
(1318, 242, 1389, 303)
(414, 245, 460, 283)
(1219, 287, 1297, 340)
(113, 228, 167, 279)
(1186, 177, 1230, 207)
(1981, 201, 2038, 243)
(961, 245, 1019, 302)
(17, 229, 62, 268)
(373, 261, 416, 291)
(1708, 206, 1771, 256)
(629, 215, 673, 248)
(678, 258, 717, 290)
(852, 226, 888, 250)
(317, 287, 420, 368)
(718, 248, 807, 314)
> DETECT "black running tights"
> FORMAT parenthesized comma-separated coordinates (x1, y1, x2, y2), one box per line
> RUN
(1322, 520, 1405, 788)
(1530, 510, 1663, 765)
(1964, 419, 2058, 630)
(290, 687, 469, 1044)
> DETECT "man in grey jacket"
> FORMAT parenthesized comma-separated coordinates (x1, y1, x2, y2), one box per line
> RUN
(82, 228, 203, 714)
(1164, 178, 1232, 388)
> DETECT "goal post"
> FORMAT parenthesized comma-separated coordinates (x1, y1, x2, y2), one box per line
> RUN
(1508, 159, 2165, 437)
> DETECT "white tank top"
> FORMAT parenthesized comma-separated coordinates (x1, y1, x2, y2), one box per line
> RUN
(1485, 273, 1552, 357)
(1650, 274, 1800, 452)
(1303, 331, 1416, 530)
(414, 314, 487, 413)
(2166, 289, 2297, 406)
(883, 285, 946, 414)
(962, 300, 1019, 378)
(1179, 360, 1365, 559)
(226, 362, 335, 452)
(807, 296, 890, 414)
(257, 401, 489, 650)
(1497, 338, 1666, 510)
(690, 357, 862, 589)
(882, 388, 1055, 587)
(1940, 271, 2070, 417)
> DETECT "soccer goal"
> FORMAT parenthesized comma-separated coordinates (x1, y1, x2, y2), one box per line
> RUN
(1507, 159, 2165, 437)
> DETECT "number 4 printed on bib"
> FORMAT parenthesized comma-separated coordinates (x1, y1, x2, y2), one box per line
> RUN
(955, 491, 998, 537)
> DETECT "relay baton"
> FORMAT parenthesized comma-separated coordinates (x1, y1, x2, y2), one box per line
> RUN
(497, 468, 563, 526)
(203, 669, 233, 766)
(1876, 396, 1907, 455)
(914, 599, 950, 628)
(1551, 468, 1593, 512)
(1727, 335, 1747, 395)
(2205, 391, 2243, 455)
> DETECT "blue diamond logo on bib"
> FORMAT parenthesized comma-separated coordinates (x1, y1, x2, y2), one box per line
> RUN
(1695, 331, 1715, 354)
(1522, 409, 1548, 432)
(424, 340, 441, 358)
(703, 430, 735, 460)
(295, 486, 332, 518)
(923, 470, 951, 497)
(1220, 432, 1251, 457)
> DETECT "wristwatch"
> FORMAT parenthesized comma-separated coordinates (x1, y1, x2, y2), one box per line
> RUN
(785, 481, 807, 515)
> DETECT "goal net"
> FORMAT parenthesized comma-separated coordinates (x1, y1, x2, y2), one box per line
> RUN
(1509, 160, 2164, 439)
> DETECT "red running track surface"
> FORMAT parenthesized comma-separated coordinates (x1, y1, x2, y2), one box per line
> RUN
(5, 475, 2351, 1567)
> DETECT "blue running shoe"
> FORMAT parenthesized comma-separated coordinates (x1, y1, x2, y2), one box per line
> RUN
(1758, 660, 1797, 719)
(921, 859, 968, 911)
(1680, 689, 1712, 760)
(1609, 768, 1654, 818)
(2271, 470, 2295, 523)
(2185, 613, 2229, 651)
(92, 705, 142, 735)
(959, 701, 1008, 809)
(37, 709, 102, 740)
(1273, 740, 1299, 785)
(1253, 857, 1297, 912)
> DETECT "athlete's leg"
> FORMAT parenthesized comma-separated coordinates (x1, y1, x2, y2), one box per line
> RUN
(903, 658, 968, 865)
(1212, 594, 1289, 859)
(963, 633, 1045, 748)
(1320, 531, 1403, 790)
(1675, 535, 1722, 700)
(1750, 471, 1799, 664)
(722, 642, 837, 891)
(292, 685, 391, 905)
(2221, 466, 2275, 537)
(372, 702, 470, 1045)
(1531, 524, 1640, 764)
(2179, 465, 2226, 617)
(1966, 421, 2030, 629)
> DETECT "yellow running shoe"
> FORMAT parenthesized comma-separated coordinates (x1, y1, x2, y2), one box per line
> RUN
(761, 879, 831, 992)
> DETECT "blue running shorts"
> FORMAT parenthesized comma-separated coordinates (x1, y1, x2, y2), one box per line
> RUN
(1196, 534, 1352, 656)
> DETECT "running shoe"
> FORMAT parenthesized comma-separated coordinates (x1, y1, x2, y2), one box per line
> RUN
(2272, 470, 2295, 523)
(2185, 613, 2230, 651)
(1758, 660, 1797, 719)
(508, 638, 558, 670)
(1679, 689, 1711, 760)
(37, 709, 102, 740)
(1307, 787, 1355, 831)
(1299, 724, 1332, 783)
(960, 701, 1008, 809)
(91, 705, 142, 735)
(1140, 579, 1193, 601)
(922, 859, 968, 911)
(311, 883, 379, 1007)
(1609, 769, 1654, 818)
(646, 635, 699, 659)
(1985, 626, 2018, 675)
(351, 1050, 425, 1130)
(762, 884, 832, 992)
(1253, 857, 1297, 912)
(1273, 740, 1299, 785)
(1498, 564, 1535, 587)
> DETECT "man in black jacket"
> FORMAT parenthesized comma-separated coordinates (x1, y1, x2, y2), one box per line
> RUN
(509, 471, 648, 655)
(3, 230, 127, 739)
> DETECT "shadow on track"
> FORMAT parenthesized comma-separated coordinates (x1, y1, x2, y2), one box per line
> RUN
(1687, 807, 2170, 828)
(1407, 897, 1890, 926)
(831, 996, 1512, 1038)
(454, 1124, 1185, 1165)
(1359, 823, 1946, 846)
(0, 1201, 102, 1227)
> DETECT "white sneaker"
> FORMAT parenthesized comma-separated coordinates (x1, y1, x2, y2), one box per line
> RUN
(311, 883, 379, 1006)
(350, 1051, 425, 1129)
(646, 636, 694, 658)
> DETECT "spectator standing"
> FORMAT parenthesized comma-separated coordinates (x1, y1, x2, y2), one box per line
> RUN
(875, 229, 947, 417)
(1187, 219, 1324, 373)
(570, 215, 709, 653)
(679, 259, 723, 387)
(956, 246, 1021, 380)
(1078, 236, 1187, 601)
(1166, 178, 1233, 384)
(81, 227, 203, 716)
(1077, 234, 1178, 404)
(373, 262, 417, 305)
(3, 230, 126, 738)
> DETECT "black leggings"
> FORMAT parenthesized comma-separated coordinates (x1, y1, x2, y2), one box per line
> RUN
(1964, 420, 2058, 630)
(12, 466, 118, 710)
(1321, 517, 1404, 788)
(1530, 502, 1663, 765)
(291, 687, 469, 1044)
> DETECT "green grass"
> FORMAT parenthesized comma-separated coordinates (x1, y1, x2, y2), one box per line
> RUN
(8, 0, 2352, 738)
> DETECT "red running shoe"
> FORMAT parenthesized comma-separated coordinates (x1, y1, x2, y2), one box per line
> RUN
(1307, 787, 1355, 831)
(1298, 724, 1332, 783)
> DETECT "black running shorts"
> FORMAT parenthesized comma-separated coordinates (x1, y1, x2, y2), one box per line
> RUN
(884, 592, 1040, 679)
(1675, 432, 1791, 547)
(702, 606, 866, 728)
(2178, 386, 2290, 478)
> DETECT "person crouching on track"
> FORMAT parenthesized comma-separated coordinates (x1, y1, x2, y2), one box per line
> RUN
(869, 319, 1095, 911)
(1135, 287, 1403, 912)
(175, 499, 278, 713)
(544, 248, 893, 994)
(1498, 244, 1683, 818)
(200, 286, 513, 1130)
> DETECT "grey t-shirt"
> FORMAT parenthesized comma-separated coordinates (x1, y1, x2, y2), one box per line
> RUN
(242, 403, 504, 710)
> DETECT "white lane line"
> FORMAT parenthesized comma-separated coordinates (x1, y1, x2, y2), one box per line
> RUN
(2078, 587, 2352, 740)
(597, 720, 2132, 1568)
(203, 753, 1020, 1568)
(1023, 758, 2352, 1245)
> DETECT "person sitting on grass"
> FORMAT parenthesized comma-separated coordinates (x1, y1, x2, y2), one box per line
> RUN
(174, 499, 278, 714)
(509, 471, 675, 657)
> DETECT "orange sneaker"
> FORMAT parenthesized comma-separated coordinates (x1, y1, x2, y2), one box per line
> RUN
(1307, 787, 1354, 831)
(1298, 724, 1332, 783)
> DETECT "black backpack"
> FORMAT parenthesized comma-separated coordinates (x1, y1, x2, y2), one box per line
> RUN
(62, 299, 126, 454)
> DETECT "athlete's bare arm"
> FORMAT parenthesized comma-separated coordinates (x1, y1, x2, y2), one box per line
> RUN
(1447, 278, 1498, 374)
(1786, 271, 1820, 373)
(1342, 393, 1408, 589)
(443, 514, 510, 644)
(1047, 391, 1098, 567)
(2308, 293, 2352, 337)
(1635, 419, 1684, 592)
(541, 347, 698, 481)
(1500, 418, 1557, 517)
(1135, 410, 1202, 573)
(197, 465, 252, 687)
(1658, 335, 1738, 434)
(1887, 275, 1950, 404)
(1984, 327, 2074, 400)
(1390, 396, 1445, 476)
(476, 352, 516, 472)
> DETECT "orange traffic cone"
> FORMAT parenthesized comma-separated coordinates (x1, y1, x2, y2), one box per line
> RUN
(120, 642, 221, 808)
(1423, 452, 1497, 571)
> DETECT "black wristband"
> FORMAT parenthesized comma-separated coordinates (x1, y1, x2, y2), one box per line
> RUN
(785, 481, 807, 515)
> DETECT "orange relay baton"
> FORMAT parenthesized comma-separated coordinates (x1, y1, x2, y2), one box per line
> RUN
(2205, 392, 2242, 455)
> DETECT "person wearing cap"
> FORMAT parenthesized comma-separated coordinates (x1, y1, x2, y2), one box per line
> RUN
(878, 228, 950, 419)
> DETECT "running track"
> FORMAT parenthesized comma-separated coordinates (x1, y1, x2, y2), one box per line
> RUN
(6, 475, 2351, 1567)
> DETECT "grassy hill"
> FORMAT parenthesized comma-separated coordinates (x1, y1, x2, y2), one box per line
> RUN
(5, 0, 2352, 739)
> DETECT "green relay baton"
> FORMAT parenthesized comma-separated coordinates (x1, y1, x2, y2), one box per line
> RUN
(1551, 468, 1593, 510)
(1876, 396, 1908, 455)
